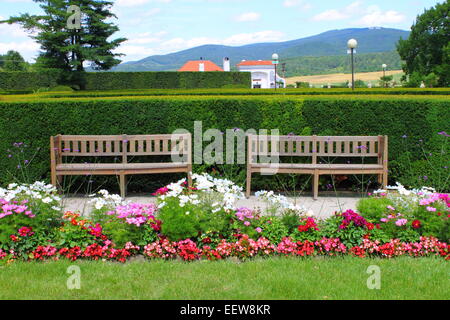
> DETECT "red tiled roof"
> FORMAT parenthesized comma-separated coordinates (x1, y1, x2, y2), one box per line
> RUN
(236, 60, 273, 67)
(178, 60, 224, 72)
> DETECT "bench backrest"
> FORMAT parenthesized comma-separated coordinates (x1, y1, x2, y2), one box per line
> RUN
(51, 134, 192, 163)
(248, 135, 387, 163)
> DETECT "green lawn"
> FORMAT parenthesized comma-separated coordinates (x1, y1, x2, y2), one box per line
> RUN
(0, 257, 448, 300)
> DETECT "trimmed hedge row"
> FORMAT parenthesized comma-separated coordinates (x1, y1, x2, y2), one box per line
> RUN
(0, 97, 448, 192)
(0, 70, 61, 90)
(0, 71, 251, 91)
(29, 87, 450, 98)
(84, 72, 251, 90)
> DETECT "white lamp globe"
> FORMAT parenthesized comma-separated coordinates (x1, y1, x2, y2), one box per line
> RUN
(347, 39, 358, 49)
(382, 64, 387, 69)
(272, 53, 279, 61)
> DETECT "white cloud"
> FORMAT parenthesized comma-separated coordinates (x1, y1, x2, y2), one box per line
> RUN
(313, 9, 348, 21)
(235, 12, 261, 22)
(283, 0, 312, 10)
(115, 0, 171, 7)
(356, 6, 406, 26)
(312, 1, 405, 26)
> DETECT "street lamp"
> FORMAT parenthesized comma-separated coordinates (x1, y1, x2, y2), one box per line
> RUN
(272, 53, 279, 90)
(382, 64, 387, 88)
(347, 39, 357, 91)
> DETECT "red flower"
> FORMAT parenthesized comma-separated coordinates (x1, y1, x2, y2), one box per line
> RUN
(412, 220, 421, 229)
(10, 234, 19, 242)
(18, 226, 34, 237)
(366, 223, 374, 230)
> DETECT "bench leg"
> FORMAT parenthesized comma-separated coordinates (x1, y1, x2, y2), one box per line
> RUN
(382, 171, 388, 189)
(119, 174, 126, 199)
(377, 174, 383, 186)
(313, 170, 319, 200)
(246, 170, 252, 198)
(187, 170, 193, 189)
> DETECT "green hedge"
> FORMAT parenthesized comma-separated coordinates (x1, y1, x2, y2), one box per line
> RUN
(0, 97, 448, 193)
(84, 72, 251, 90)
(0, 70, 61, 90)
(0, 71, 251, 91)
(29, 87, 450, 99)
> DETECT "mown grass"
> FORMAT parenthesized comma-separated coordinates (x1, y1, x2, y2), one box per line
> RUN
(0, 257, 448, 300)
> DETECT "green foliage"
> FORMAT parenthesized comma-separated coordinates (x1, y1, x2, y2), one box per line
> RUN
(379, 75, 394, 88)
(92, 215, 158, 247)
(320, 215, 368, 247)
(357, 197, 393, 221)
(84, 72, 251, 90)
(295, 81, 310, 88)
(397, 1, 450, 86)
(158, 197, 232, 242)
(49, 85, 74, 92)
(260, 217, 288, 244)
(1, 51, 28, 72)
(284, 51, 403, 77)
(0, 70, 61, 90)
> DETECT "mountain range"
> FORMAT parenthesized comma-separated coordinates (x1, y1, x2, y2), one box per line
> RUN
(113, 27, 410, 73)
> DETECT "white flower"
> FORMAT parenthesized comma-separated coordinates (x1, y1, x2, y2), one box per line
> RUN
(42, 197, 53, 204)
(306, 210, 314, 217)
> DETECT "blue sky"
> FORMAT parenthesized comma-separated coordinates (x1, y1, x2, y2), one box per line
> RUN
(0, 0, 443, 62)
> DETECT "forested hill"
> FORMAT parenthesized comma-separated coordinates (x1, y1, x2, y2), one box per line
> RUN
(113, 27, 409, 74)
(283, 51, 403, 77)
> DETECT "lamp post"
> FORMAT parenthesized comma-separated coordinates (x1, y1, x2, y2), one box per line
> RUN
(382, 64, 387, 87)
(272, 53, 279, 90)
(347, 39, 357, 91)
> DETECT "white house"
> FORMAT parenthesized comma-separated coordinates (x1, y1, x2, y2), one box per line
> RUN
(236, 60, 286, 89)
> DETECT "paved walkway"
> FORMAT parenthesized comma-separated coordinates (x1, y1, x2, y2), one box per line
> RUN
(62, 195, 361, 219)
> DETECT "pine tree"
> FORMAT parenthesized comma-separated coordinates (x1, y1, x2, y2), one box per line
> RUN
(1, 0, 126, 86)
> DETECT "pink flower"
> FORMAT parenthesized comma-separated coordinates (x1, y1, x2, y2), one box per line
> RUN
(255, 227, 262, 233)
(387, 205, 395, 211)
(426, 206, 437, 212)
(244, 221, 251, 226)
(395, 219, 408, 227)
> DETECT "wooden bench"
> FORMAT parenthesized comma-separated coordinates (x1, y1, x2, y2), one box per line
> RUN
(246, 135, 388, 199)
(50, 134, 192, 197)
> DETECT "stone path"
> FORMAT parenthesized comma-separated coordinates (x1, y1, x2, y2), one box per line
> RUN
(62, 195, 361, 219)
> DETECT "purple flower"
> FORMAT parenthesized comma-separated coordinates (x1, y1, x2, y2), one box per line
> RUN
(402, 135, 407, 139)
(438, 131, 449, 137)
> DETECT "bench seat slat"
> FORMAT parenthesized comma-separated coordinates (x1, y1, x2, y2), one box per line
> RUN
(252, 163, 383, 170)
(56, 163, 188, 171)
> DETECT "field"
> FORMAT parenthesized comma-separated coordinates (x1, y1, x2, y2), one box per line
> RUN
(286, 70, 404, 86)
(0, 257, 448, 300)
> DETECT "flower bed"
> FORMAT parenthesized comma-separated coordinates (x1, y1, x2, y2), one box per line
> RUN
(0, 175, 448, 264)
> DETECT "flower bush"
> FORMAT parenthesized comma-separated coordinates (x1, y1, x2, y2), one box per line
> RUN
(0, 182, 62, 245)
(0, 176, 448, 264)
(357, 183, 449, 242)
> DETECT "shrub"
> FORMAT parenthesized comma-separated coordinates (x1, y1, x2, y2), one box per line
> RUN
(84, 72, 251, 90)
(0, 96, 448, 192)
(0, 182, 62, 245)
(0, 70, 61, 90)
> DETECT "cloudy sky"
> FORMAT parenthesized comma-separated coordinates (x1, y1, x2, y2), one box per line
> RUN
(0, 0, 443, 62)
